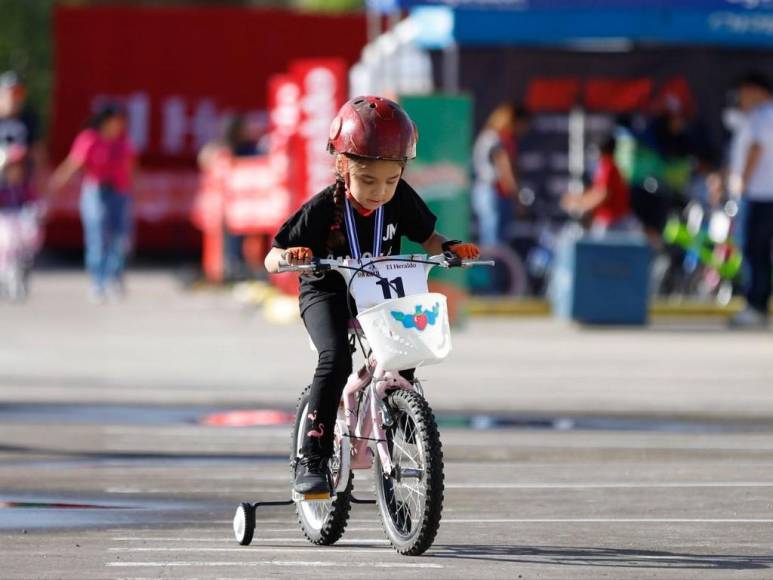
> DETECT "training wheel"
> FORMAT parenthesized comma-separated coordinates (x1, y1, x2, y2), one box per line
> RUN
(233, 502, 255, 545)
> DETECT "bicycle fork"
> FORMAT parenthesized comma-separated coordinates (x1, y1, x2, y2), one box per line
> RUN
(342, 360, 414, 476)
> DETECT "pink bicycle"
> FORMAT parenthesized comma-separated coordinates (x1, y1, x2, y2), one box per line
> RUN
(0, 204, 44, 302)
(233, 252, 493, 555)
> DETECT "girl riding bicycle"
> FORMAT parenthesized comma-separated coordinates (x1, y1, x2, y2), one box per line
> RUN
(265, 96, 479, 496)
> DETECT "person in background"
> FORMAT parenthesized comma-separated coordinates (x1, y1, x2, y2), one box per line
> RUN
(619, 92, 698, 249)
(198, 113, 263, 281)
(472, 103, 530, 247)
(49, 103, 136, 302)
(561, 135, 638, 235)
(0, 72, 46, 194)
(0, 144, 35, 210)
(685, 149, 723, 212)
(729, 73, 773, 328)
(723, 99, 752, 289)
(0, 144, 44, 298)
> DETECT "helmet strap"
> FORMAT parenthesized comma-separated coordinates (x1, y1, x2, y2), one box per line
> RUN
(339, 156, 375, 217)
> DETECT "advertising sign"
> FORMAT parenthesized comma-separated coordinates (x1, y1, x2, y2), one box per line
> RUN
(291, 60, 348, 204)
(223, 157, 293, 234)
(400, 95, 473, 321)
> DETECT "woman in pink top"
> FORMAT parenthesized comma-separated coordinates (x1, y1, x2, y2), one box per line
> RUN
(50, 104, 135, 301)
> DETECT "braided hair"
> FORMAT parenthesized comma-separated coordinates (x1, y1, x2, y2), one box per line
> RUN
(326, 176, 347, 252)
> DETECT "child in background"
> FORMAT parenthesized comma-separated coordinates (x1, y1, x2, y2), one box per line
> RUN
(0, 144, 43, 299)
(0, 144, 35, 210)
(561, 135, 639, 235)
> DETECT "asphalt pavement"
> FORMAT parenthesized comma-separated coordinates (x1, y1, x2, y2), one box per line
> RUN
(1, 269, 772, 579)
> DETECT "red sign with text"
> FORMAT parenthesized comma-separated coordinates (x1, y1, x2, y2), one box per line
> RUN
(291, 59, 348, 203)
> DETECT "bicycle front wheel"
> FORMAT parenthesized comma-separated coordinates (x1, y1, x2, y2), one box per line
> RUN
(374, 389, 444, 555)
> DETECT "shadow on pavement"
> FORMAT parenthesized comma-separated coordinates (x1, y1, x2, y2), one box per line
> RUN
(429, 544, 773, 570)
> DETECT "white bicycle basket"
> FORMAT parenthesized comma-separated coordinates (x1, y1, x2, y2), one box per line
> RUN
(356, 292, 452, 371)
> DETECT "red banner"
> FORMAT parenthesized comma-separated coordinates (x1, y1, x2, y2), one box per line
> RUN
(52, 6, 365, 167)
(49, 6, 365, 251)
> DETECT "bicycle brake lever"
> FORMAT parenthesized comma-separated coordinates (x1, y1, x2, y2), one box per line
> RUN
(442, 251, 462, 268)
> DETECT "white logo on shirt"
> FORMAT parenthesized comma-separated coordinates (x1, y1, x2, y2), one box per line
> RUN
(382, 223, 397, 242)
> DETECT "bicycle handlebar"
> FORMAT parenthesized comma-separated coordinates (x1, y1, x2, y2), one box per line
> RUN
(276, 254, 494, 273)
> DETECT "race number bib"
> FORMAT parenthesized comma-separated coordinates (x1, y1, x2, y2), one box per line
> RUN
(345, 256, 430, 311)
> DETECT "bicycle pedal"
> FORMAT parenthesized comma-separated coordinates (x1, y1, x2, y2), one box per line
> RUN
(292, 490, 333, 502)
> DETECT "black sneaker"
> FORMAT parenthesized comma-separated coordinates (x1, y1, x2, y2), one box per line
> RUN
(294, 455, 331, 495)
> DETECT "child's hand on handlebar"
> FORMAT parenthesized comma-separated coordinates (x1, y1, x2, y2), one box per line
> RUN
(282, 247, 313, 265)
(446, 242, 480, 260)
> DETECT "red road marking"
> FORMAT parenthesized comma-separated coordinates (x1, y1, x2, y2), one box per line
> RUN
(201, 410, 294, 427)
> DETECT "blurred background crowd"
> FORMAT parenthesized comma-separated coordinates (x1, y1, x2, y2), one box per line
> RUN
(2, 0, 773, 324)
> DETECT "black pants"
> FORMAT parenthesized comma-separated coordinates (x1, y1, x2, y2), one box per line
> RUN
(743, 200, 773, 314)
(300, 296, 413, 458)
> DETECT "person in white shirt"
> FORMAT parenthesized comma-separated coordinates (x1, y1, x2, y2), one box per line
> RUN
(730, 73, 773, 327)
(472, 103, 530, 247)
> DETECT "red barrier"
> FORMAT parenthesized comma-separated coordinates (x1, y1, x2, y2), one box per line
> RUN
(195, 58, 346, 285)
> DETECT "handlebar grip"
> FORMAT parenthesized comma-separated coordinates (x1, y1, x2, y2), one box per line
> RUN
(276, 258, 331, 273)
(463, 259, 495, 267)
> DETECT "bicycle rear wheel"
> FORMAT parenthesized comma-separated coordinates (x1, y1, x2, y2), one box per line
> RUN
(291, 385, 352, 545)
(374, 389, 444, 555)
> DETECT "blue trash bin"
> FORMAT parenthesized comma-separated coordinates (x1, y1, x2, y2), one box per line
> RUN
(550, 231, 651, 325)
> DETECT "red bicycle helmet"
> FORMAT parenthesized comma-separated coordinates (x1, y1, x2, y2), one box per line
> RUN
(328, 96, 417, 161)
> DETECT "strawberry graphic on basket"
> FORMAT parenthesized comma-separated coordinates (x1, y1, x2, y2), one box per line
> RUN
(390, 303, 440, 331)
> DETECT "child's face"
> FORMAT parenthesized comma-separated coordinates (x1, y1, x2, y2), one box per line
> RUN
(3, 162, 24, 185)
(346, 158, 403, 211)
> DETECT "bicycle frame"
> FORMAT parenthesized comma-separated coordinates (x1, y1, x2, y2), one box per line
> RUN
(342, 357, 415, 475)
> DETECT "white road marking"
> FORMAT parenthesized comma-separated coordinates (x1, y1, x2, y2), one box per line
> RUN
(209, 517, 773, 525)
(111, 527, 383, 539)
(105, 487, 289, 494)
(107, 560, 443, 569)
(446, 481, 773, 489)
(442, 518, 773, 523)
(454, 441, 773, 451)
(111, 537, 389, 544)
(109, 547, 389, 553)
(105, 481, 773, 494)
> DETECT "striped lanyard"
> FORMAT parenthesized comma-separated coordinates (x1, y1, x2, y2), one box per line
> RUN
(343, 198, 383, 260)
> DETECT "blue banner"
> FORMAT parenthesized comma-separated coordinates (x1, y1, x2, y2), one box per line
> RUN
(367, 0, 400, 12)
(402, 0, 773, 9)
(451, 7, 773, 46)
(405, 1, 773, 47)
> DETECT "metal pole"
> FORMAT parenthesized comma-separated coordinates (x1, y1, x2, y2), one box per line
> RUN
(387, 7, 401, 31)
(367, 7, 382, 44)
(388, 8, 401, 95)
(568, 106, 585, 195)
(442, 41, 459, 94)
